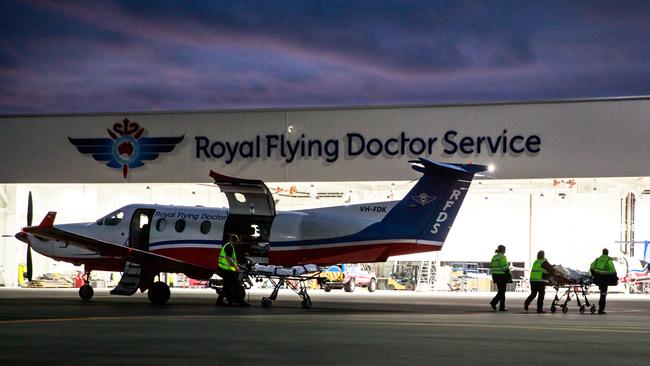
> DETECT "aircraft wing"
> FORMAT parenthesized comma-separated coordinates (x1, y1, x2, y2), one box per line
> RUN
(18, 225, 214, 278)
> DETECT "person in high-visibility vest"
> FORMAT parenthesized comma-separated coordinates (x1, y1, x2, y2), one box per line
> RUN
(590, 248, 617, 314)
(217, 234, 249, 306)
(489, 245, 511, 311)
(524, 250, 555, 313)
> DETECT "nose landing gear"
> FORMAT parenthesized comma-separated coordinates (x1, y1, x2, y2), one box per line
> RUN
(78, 271, 94, 302)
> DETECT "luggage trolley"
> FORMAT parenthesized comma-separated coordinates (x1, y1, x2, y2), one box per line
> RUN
(548, 270, 596, 314)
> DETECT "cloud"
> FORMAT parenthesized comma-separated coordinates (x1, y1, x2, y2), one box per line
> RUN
(1, 1, 650, 113)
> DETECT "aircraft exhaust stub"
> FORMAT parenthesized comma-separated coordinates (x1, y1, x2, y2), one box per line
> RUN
(195, 130, 541, 164)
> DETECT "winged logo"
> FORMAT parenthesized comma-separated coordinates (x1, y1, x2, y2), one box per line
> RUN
(411, 192, 437, 206)
(68, 118, 184, 178)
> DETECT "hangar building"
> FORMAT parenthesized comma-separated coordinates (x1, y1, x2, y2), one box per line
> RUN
(1, 97, 649, 288)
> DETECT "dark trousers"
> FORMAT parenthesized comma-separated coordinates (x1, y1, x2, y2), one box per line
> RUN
(525, 281, 546, 312)
(598, 284, 608, 312)
(491, 275, 507, 310)
(220, 270, 241, 303)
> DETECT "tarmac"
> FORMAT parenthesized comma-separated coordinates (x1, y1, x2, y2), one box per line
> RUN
(1, 287, 649, 365)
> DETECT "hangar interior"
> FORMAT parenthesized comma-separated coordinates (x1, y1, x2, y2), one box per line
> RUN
(2, 175, 649, 289)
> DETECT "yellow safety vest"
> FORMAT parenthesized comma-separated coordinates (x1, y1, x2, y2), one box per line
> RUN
(530, 258, 547, 282)
(218, 242, 237, 272)
(491, 253, 509, 275)
(591, 255, 615, 275)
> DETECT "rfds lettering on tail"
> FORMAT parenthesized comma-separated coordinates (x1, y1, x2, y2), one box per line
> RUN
(431, 189, 462, 234)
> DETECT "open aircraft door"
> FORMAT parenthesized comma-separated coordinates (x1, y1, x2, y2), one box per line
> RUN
(210, 171, 276, 264)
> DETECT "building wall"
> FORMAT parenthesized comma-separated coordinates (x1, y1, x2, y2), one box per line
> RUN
(1, 98, 649, 184)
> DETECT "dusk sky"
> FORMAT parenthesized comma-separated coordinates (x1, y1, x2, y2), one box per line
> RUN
(2, 1, 650, 114)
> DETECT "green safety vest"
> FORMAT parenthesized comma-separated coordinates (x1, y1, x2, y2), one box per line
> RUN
(530, 258, 547, 282)
(591, 255, 615, 275)
(491, 253, 509, 275)
(218, 242, 237, 272)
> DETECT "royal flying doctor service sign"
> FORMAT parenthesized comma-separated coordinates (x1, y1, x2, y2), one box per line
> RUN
(194, 130, 541, 164)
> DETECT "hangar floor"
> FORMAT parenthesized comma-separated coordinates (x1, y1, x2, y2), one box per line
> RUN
(1, 288, 649, 365)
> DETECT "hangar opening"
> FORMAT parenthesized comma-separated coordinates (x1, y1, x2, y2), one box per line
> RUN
(1, 97, 650, 292)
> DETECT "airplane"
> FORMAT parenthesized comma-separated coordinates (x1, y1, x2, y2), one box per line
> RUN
(14, 158, 486, 306)
(614, 240, 650, 293)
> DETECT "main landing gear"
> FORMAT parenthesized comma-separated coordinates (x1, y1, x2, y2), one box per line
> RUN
(78, 271, 94, 302)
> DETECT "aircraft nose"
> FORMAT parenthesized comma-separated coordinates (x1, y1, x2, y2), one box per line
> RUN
(15, 232, 29, 244)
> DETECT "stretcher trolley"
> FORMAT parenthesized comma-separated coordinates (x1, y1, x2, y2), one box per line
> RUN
(250, 264, 322, 309)
(548, 266, 596, 314)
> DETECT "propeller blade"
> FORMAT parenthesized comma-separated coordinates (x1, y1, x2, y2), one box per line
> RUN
(26, 191, 33, 281)
(26, 246, 33, 282)
(27, 191, 33, 227)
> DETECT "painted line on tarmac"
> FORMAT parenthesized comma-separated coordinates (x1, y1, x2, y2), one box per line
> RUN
(2, 315, 649, 335)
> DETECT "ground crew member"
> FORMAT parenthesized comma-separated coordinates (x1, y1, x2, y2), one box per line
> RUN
(490, 245, 511, 311)
(524, 250, 554, 313)
(218, 234, 249, 306)
(590, 248, 617, 314)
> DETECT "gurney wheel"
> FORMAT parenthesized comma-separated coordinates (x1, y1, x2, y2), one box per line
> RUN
(579, 305, 586, 314)
(262, 298, 272, 308)
(301, 299, 312, 309)
(561, 306, 568, 314)
(590, 305, 596, 314)
(550, 305, 556, 313)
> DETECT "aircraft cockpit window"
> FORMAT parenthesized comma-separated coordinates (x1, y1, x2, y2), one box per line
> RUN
(156, 218, 167, 232)
(200, 220, 211, 235)
(98, 211, 124, 226)
(175, 219, 186, 233)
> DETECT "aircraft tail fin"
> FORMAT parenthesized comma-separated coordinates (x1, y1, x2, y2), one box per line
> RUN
(373, 158, 486, 244)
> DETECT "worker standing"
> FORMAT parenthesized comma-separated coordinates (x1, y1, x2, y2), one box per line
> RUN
(217, 234, 249, 306)
(590, 248, 617, 314)
(524, 250, 554, 313)
(490, 245, 511, 312)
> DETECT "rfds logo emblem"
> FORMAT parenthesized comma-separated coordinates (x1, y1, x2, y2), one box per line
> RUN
(411, 192, 436, 206)
(68, 118, 184, 178)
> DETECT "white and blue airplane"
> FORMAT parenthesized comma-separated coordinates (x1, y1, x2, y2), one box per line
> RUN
(15, 158, 486, 305)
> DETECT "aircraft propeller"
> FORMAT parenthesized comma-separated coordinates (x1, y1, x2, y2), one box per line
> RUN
(25, 191, 33, 281)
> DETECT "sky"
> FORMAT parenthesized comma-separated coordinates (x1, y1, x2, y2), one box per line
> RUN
(2, 0, 650, 114)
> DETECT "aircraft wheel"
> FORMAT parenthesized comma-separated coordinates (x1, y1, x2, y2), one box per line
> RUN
(79, 284, 94, 302)
(367, 278, 377, 293)
(148, 281, 170, 305)
(562, 306, 568, 314)
(301, 299, 312, 309)
(262, 298, 272, 308)
(344, 278, 356, 292)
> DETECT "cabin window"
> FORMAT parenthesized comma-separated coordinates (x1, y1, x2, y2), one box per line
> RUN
(156, 218, 167, 232)
(98, 210, 124, 226)
(200, 220, 211, 234)
(175, 219, 186, 233)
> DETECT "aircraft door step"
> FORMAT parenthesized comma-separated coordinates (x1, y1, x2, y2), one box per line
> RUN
(110, 261, 142, 296)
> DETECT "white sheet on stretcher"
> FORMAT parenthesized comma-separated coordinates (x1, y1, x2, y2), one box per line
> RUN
(553, 265, 590, 283)
(253, 263, 318, 276)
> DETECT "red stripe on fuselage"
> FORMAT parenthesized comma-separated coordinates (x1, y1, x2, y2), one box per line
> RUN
(268, 242, 441, 266)
(150, 247, 220, 270)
